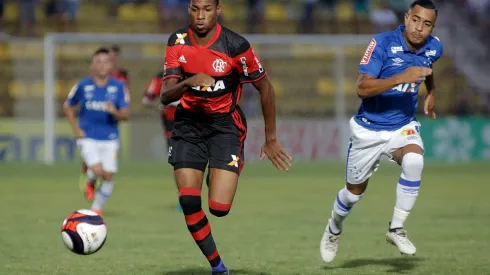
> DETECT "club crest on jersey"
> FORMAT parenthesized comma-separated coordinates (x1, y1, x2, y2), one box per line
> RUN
(212, 58, 227, 73)
(175, 33, 187, 45)
(192, 80, 225, 92)
(360, 38, 376, 65)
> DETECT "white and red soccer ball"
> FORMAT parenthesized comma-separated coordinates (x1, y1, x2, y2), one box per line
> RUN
(60, 209, 107, 255)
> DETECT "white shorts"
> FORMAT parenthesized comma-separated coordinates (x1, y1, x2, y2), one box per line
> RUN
(76, 138, 119, 173)
(346, 118, 424, 184)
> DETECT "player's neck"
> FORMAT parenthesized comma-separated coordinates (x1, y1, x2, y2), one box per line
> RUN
(402, 31, 423, 52)
(93, 76, 108, 87)
(191, 24, 218, 46)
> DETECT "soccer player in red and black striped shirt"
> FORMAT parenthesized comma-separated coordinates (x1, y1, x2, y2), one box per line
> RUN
(160, 1, 292, 274)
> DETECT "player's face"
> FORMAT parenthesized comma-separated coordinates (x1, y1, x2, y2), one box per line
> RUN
(91, 53, 112, 78)
(404, 5, 436, 46)
(188, 0, 221, 36)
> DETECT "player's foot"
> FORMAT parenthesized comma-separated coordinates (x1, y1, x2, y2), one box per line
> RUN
(386, 223, 416, 256)
(211, 261, 230, 275)
(320, 219, 341, 263)
(84, 181, 96, 201)
(91, 208, 104, 218)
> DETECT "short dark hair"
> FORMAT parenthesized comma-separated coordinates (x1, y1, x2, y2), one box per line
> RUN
(410, 0, 438, 17)
(93, 47, 110, 56)
(189, 0, 219, 6)
(110, 44, 121, 54)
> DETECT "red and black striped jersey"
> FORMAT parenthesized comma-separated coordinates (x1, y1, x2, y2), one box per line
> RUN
(163, 24, 266, 115)
(111, 69, 129, 85)
(144, 71, 164, 100)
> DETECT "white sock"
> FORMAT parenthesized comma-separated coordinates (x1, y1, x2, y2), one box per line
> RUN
(87, 169, 97, 183)
(390, 153, 423, 229)
(92, 180, 114, 210)
(329, 187, 364, 234)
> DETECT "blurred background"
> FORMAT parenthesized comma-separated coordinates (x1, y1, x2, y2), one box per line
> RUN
(0, 0, 489, 163)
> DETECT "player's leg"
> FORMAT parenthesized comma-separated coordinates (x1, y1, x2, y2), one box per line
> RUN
(385, 123, 424, 255)
(162, 113, 182, 212)
(169, 123, 226, 272)
(321, 119, 385, 263)
(77, 139, 103, 201)
(90, 140, 119, 216)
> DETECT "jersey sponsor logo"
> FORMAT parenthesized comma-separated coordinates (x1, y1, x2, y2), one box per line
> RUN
(394, 83, 416, 93)
(391, 46, 403, 54)
(175, 33, 187, 45)
(228, 155, 239, 167)
(84, 85, 94, 92)
(107, 86, 118, 93)
(360, 38, 377, 65)
(425, 49, 437, 57)
(212, 58, 227, 73)
(252, 50, 264, 73)
(85, 101, 109, 111)
(191, 80, 225, 92)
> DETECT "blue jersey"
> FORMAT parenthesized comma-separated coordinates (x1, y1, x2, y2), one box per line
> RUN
(354, 25, 443, 131)
(66, 77, 129, 141)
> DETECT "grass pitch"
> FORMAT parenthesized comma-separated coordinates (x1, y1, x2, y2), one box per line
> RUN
(1, 161, 489, 275)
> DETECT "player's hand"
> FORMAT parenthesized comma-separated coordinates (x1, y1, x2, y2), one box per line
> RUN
(260, 139, 292, 171)
(186, 73, 215, 88)
(106, 102, 117, 115)
(399, 67, 432, 84)
(74, 128, 85, 139)
(424, 92, 436, 119)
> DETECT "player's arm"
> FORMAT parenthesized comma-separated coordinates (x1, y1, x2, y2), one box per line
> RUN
(109, 84, 130, 121)
(235, 41, 291, 170)
(63, 84, 84, 138)
(423, 71, 437, 118)
(142, 75, 162, 106)
(160, 77, 190, 105)
(159, 36, 188, 105)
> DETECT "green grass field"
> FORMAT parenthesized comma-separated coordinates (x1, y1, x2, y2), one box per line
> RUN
(1, 161, 489, 275)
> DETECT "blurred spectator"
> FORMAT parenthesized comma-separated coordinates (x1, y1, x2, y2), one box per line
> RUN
(19, 0, 37, 36)
(158, 0, 188, 29)
(387, 0, 410, 21)
(59, 0, 80, 31)
(466, 0, 490, 24)
(299, 0, 337, 34)
(370, 1, 398, 32)
(247, 0, 265, 33)
(0, 0, 4, 35)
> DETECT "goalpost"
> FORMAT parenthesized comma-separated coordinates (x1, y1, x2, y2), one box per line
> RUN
(43, 33, 371, 165)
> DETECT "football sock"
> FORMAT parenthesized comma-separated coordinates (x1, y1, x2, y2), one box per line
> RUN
(391, 153, 423, 229)
(179, 188, 222, 268)
(209, 199, 231, 217)
(86, 169, 97, 184)
(329, 187, 363, 234)
(92, 180, 113, 210)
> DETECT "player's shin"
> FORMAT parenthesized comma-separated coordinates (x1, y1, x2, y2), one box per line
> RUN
(390, 153, 423, 229)
(329, 187, 364, 234)
(179, 188, 224, 268)
(92, 180, 114, 211)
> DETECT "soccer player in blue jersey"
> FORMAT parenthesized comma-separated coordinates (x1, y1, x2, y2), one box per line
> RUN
(320, 0, 442, 262)
(64, 47, 130, 217)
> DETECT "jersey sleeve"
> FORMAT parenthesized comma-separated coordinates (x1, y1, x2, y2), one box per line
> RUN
(359, 37, 386, 78)
(144, 75, 163, 101)
(65, 83, 82, 106)
(117, 83, 130, 109)
(233, 40, 267, 83)
(163, 35, 183, 81)
(432, 36, 444, 64)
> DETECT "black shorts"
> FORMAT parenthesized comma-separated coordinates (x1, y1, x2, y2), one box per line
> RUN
(168, 105, 247, 175)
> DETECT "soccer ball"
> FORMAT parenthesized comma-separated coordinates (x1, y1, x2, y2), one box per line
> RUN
(60, 209, 107, 255)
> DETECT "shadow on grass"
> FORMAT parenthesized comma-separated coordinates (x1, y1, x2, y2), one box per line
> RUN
(160, 268, 271, 275)
(324, 257, 424, 273)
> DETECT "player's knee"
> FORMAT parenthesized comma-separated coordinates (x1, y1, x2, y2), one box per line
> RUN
(102, 172, 113, 181)
(91, 166, 104, 178)
(178, 188, 202, 214)
(401, 152, 424, 180)
(208, 199, 232, 217)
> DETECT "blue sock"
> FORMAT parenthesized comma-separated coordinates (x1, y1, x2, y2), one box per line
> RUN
(212, 260, 227, 272)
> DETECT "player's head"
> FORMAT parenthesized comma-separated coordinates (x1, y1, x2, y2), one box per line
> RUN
(188, 0, 221, 37)
(91, 48, 112, 78)
(109, 44, 121, 68)
(404, 0, 437, 46)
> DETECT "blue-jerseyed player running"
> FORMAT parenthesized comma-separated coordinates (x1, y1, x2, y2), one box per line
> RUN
(320, 0, 442, 262)
(64, 47, 130, 217)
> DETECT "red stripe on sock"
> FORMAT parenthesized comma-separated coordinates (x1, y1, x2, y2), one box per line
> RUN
(209, 199, 232, 212)
(191, 223, 211, 241)
(206, 249, 220, 261)
(185, 210, 206, 225)
(179, 188, 201, 197)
